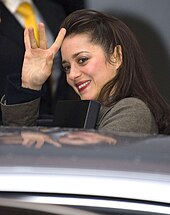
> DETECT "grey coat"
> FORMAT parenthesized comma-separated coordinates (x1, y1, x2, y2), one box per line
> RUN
(96, 97, 158, 134)
(1, 97, 158, 134)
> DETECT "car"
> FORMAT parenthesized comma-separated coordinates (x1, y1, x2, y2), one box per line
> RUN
(0, 126, 170, 215)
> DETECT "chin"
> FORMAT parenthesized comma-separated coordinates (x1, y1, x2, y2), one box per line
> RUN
(80, 95, 96, 100)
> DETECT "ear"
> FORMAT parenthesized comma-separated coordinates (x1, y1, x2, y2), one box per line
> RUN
(112, 45, 122, 69)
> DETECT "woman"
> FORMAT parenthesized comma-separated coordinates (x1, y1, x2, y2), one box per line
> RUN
(1, 9, 170, 134)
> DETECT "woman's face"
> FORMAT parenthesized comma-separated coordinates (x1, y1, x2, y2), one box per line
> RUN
(61, 34, 117, 100)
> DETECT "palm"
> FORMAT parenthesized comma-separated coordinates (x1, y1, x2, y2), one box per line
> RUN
(22, 48, 53, 90)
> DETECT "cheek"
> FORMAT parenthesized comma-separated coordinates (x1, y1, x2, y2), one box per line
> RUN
(66, 75, 71, 86)
(84, 60, 100, 77)
(66, 75, 76, 91)
(88, 61, 106, 80)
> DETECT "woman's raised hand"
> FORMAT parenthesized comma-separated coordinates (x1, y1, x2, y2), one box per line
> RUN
(21, 23, 66, 90)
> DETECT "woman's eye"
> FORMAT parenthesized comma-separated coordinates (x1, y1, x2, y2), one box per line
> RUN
(62, 65, 70, 74)
(78, 57, 88, 64)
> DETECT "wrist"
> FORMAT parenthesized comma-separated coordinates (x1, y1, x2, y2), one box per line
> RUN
(22, 82, 42, 91)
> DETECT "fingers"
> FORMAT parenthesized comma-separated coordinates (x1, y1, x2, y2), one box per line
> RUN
(35, 139, 44, 149)
(39, 23, 47, 49)
(49, 139, 61, 148)
(28, 27, 38, 49)
(24, 25, 65, 53)
(24, 27, 38, 49)
(50, 28, 66, 54)
(25, 24, 46, 49)
(22, 138, 35, 147)
(24, 28, 31, 50)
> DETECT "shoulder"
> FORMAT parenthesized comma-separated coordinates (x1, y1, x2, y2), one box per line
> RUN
(97, 97, 158, 134)
(100, 97, 151, 118)
(114, 97, 150, 112)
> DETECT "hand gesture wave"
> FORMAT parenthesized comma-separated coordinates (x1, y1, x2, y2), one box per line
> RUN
(22, 23, 66, 90)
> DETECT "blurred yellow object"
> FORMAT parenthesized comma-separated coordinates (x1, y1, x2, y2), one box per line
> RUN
(17, 2, 39, 45)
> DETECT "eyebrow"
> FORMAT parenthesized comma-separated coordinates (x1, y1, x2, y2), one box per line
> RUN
(62, 51, 89, 64)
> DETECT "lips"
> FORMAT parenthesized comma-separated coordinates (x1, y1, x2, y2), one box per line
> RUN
(75, 80, 91, 93)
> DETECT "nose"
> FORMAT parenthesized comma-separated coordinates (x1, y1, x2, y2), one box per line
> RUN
(67, 63, 81, 80)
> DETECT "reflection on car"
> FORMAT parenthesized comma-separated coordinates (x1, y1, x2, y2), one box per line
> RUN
(0, 126, 170, 214)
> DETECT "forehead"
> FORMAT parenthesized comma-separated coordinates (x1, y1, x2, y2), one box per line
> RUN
(61, 33, 104, 58)
(61, 33, 91, 49)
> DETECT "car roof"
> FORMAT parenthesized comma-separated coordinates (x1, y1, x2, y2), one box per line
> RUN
(0, 126, 170, 204)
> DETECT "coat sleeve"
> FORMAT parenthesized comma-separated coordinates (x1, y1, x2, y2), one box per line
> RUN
(1, 96, 40, 126)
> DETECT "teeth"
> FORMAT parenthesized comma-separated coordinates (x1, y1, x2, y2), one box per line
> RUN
(78, 81, 90, 89)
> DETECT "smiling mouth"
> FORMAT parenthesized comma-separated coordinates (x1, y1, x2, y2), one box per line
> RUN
(76, 80, 91, 93)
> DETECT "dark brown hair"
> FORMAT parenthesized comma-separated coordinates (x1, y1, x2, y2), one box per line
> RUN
(61, 9, 170, 134)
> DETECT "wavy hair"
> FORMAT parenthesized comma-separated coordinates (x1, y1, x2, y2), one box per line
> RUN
(61, 9, 170, 134)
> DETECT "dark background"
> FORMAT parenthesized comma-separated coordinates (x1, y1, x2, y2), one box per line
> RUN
(86, 0, 170, 103)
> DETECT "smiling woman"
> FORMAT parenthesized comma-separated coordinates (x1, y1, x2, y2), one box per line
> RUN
(61, 34, 120, 101)
(1, 9, 170, 135)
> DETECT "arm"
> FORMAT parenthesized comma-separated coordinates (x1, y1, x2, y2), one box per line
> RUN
(1, 24, 66, 126)
(1, 96, 40, 126)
